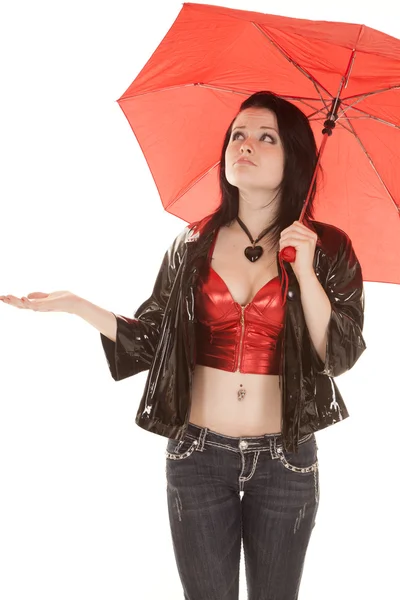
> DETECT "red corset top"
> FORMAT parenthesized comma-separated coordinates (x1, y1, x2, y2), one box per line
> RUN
(194, 227, 285, 375)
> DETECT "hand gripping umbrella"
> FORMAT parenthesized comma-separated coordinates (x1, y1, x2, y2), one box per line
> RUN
(115, 3, 400, 303)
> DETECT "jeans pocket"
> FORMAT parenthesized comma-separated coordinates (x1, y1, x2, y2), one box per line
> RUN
(166, 436, 199, 461)
(276, 435, 318, 474)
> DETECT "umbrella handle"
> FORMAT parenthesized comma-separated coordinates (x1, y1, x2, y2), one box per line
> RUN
(280, 246, 296, 262)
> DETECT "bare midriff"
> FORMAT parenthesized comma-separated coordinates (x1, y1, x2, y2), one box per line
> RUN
(189, 365, 282, 436)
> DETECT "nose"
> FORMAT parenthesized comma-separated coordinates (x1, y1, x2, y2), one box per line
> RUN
(240, 140, 254, 154)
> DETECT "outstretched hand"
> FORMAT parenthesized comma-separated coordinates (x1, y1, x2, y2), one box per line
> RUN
(0, 291, 78, 314)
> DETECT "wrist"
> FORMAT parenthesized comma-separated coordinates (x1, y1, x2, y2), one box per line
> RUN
(296, 269, 317, 286)
(68, 294, 84, 316)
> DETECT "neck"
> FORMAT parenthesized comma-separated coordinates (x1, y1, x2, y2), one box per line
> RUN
(235, 190, 279, 239)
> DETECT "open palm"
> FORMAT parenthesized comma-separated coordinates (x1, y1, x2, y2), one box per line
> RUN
(0, 291, 77, 313)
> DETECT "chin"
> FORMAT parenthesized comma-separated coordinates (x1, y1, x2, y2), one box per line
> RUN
(226, 174, 255, 187)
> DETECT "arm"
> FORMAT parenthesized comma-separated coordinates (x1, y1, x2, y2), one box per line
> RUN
(304, 234, 366, 377)
(74, 297, 117, 342)
(94, 229, 187, 381)
(297, 271, 331, 366)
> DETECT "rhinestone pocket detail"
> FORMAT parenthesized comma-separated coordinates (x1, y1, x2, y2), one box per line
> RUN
(166, 439, 199, 460)
(276, 446, 318, 474)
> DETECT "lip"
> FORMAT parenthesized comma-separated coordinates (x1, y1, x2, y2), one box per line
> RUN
(235, 158, 256, 165)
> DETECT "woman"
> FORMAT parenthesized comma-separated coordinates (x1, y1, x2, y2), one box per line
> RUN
(0, 91, 366, 600)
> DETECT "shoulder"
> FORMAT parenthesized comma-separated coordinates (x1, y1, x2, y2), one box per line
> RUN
(310, 220, 354, 260)
(173, 215, 212, 248)
(165, 220, 204, 264)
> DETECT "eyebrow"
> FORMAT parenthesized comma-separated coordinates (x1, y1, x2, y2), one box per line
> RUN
(232, 125, 278, 133)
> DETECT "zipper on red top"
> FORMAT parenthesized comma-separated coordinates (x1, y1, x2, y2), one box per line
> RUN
(236, 304, 247, 372)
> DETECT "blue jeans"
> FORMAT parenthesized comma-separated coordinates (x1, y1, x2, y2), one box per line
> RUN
(165, 421, 320, 600)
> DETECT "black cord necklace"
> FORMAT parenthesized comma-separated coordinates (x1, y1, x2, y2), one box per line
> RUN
(236, 216, 271, 262)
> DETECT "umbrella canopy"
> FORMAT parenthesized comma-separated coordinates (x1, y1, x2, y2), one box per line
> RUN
(116, 2, 400, 284)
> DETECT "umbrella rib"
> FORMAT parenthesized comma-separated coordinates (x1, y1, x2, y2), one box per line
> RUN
(335, 120, 356, 135)
(340, 107, 400, 129)
(307, 107, 336, 121)
(190, 87, 333, 116)
(338, 86, 400, 121)
(120, 82, 399, 130)
(294, 102, 329, 119)
(120, 82, 336, 126)
(167, 161, 220, 209)
(342, 85, 400, 105)
(338, 103, 400, 130)
(251, 22, 332, 110)
(343, 116, 400, 216)
(119, 83, 333, 102)
(190, 85, 332, 106)
(118, 82, 248, 100)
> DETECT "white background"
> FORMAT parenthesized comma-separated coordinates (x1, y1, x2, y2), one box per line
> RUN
(1, 1, 399, 598)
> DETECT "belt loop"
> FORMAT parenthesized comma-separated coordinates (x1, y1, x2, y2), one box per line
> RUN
(197, 426, 208, 451)
(270, 435, 278, 459)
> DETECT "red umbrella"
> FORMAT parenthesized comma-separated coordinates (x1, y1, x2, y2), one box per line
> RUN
(116, 2, 400, 287)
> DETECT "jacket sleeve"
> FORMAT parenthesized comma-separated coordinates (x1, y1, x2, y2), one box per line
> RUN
(100, 229, 187, 381)
(310, 234, 367, 377)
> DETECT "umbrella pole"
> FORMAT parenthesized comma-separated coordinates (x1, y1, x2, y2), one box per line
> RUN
(298, 47, 356, 223)
(301, 97, 341, 222)
(279, 99, 341, 305)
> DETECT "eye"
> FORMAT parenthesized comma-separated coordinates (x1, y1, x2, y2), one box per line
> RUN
(232, 131, 244, 140)
(231, 131, 275, 142)
(261, 133, 275, 142)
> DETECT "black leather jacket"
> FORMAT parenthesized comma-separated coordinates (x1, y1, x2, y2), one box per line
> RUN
(101, 218, 366, 452)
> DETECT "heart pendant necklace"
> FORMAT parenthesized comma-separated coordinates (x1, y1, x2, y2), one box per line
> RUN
(236, 216, 270, 262)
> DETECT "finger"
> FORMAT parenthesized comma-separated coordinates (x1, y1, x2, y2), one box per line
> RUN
(281, 223, 308, 234)
(3, 295, 20, 302)
(291, 222, 317, 238)
(287, 220, 313, 232)
(27, 292, 48, 298)
(1, 295, 28, 309)
(280, 230, 316, 244)
(21, 297, 41, 310)
(284, 226, 314, 239)
(280, 235, 308, 245)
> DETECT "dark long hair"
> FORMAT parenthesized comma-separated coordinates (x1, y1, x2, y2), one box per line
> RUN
(191, 91, 322, 250)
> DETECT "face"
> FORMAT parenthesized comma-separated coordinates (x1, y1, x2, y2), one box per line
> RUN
(224, 107, 285, 193)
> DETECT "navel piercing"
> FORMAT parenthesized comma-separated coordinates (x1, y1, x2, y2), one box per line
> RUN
(237, 383, 246, 401)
